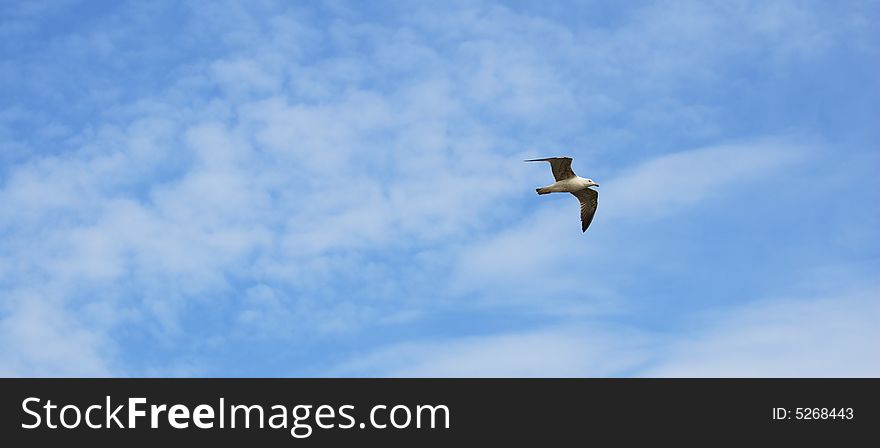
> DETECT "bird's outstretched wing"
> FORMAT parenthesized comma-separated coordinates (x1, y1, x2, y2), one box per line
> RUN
(524, 157, 576, 181)
(571, 188, 598, 232)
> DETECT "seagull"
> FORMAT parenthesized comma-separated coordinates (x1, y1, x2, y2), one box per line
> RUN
(525, 156, 599, 232)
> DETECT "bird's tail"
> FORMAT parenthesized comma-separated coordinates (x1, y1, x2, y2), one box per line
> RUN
(536, 187, 551, 195)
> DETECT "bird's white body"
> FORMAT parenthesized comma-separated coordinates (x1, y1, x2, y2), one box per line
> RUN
(539, 176, 593, 194)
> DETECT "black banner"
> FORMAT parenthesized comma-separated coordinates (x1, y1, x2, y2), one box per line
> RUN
(1, 379, 876, 444)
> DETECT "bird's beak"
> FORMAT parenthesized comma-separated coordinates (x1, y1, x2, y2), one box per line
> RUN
(593, 183, 600, 187)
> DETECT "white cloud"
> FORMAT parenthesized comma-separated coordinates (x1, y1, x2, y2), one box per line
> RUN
(643, 289, 880, 377)
(337, 286, 879, 377)
(601, 139, 806, 220)
(333, 323, 654, 377)
(0, 294, 115, 376)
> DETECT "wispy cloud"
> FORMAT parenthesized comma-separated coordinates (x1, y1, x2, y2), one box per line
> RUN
(333, 323, 654, 377)
(336, 284, 879, 377)
(644, 288, 880, 377)
(601, 139, 806, 219)
(0, 294, 115, 376)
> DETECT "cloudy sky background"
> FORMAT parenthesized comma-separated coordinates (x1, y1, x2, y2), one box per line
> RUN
(1, 0, 877, 377)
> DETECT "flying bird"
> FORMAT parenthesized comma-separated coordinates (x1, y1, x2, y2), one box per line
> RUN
(525, 157, 599, 232)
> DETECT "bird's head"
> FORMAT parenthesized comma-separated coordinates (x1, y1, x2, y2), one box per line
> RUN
(585, 178, 599, 188)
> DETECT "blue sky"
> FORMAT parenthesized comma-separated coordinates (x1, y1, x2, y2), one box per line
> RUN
(1, 0, 877, 377)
